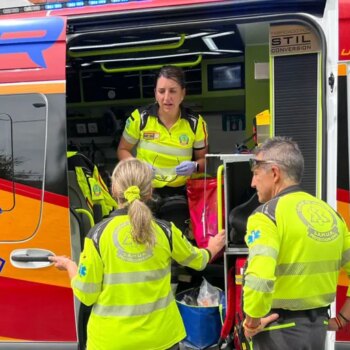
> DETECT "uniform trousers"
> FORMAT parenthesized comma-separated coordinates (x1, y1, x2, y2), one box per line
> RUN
(252, 307, 329, 350)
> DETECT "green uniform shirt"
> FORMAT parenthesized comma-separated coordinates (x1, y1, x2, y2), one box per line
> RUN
(122, 104, 208, 188)
(72, 209, 210, 350)
(243, 186, 350, 318)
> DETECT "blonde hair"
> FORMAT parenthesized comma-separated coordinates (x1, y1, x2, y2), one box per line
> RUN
(111, 159, 155, 247)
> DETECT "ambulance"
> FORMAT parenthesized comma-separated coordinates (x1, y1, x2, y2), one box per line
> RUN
(0, 0, 345, 348)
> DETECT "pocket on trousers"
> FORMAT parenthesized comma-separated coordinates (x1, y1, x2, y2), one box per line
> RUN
(263, 321, 296, 332)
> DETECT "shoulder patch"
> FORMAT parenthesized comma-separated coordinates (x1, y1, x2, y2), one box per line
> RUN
(254, 197, 280, 225)
(139, 103, 158, 131)
(87, 217, 114, 255)
(155, 218, 173, 251)
(180, 106, 200, 134)
(140, 109, 149, 131)
(253, 187, 306, 225)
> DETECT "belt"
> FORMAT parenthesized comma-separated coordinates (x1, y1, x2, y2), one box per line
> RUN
(271, 306, 330, 323)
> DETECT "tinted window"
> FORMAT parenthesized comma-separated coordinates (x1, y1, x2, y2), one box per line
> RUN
(0, 94, 47, 242)
(82, 71, 140, 101)
(0, 114, 14, 211)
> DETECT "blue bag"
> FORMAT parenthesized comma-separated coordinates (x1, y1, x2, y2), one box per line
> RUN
(176, 288, 225, 349)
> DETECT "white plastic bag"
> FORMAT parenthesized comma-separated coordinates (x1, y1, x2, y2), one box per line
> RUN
(197, 277, 220, 306)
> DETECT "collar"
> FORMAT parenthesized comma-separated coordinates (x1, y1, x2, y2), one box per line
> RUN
(109, 207, 128, 217)
(274, 184, 303, 199)
(148, 102, 193, 121)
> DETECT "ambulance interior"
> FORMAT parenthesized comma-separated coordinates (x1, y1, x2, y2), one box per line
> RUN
(65, 18, 269, 174)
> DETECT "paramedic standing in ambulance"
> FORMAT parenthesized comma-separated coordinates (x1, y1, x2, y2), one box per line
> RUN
(242, 136, 350, 350)
(117, 65, 208, 232)
(50, 159, 225, 350)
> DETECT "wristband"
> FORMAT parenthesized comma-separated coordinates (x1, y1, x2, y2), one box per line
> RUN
(195, 162, 199, 172)
(335, 316, 343, 330)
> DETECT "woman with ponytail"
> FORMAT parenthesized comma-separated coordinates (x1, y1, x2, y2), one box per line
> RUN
(50, 158, 225, 350)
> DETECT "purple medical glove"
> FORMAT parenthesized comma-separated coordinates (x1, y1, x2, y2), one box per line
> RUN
(146, 162, 156, 177)
(175, 161, 197, 176)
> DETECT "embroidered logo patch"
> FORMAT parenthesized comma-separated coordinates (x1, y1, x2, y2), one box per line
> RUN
(297, 200, 339, 242)
(114, 222, 153, 262)
(78, 264, 87, 277)
(93, 184, 102, 197)
(247, 230, 261, 245)
(179, 134, 189, 145)
(143, 132, 160, 140)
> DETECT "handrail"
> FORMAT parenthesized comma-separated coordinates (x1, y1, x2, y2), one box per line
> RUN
(75, 208, 95, 228)
(217, 164, 224, 232)
(68, 34, 186, 58)
(100, 55, 202, 73)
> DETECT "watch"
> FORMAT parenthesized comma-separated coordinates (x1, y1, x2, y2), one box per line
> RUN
(195, 162, 200, 172)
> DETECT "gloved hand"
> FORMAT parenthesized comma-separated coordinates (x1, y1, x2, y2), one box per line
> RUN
(146, 162, 156, 177)
(175, 161, 197, 176)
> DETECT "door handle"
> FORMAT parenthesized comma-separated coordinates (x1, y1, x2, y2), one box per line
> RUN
(11, 254, 52, 262)
(10, 249, 55, 269)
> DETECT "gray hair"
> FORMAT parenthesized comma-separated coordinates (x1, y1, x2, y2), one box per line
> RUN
(254, 136, 304, 183)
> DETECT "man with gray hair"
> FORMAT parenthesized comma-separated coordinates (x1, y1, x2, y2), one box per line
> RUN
(242, 136, 350, 349)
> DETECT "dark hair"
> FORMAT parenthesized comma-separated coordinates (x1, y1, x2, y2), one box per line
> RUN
(155, 65, 186, 89)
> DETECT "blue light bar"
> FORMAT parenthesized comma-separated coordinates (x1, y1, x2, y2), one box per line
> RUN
(89, 0, 107, 5)
(66, 1, 85, 7)
(45, 3, 64, 10)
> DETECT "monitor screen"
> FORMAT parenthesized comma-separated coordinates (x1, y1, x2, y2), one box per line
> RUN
(208, 63, 244, 91)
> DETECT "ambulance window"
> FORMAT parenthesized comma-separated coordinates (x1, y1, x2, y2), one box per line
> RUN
(0, 94, 47, 242)
(0, 114, 14, 211)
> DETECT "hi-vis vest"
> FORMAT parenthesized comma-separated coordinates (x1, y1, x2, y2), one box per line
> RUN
(72, 209, 210, 350)
(67, 151, 118, 218)
(243, 185, 350, 318)
(122, 103, 208, 188)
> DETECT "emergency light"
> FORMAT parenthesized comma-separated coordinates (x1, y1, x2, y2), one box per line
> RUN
(0, 0, 140, 16)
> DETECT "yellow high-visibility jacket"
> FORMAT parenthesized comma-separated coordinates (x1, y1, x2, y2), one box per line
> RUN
(72, 208, 210, 350)
(122, 103, 208, 188)
(243, 185, 350, 318)
(67, 151, 118, 217)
